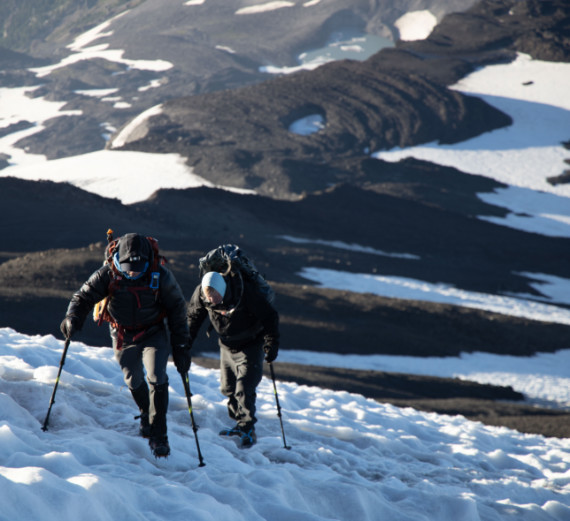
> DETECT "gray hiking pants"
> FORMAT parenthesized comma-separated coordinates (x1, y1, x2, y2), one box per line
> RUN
(220, 340, 264, 430)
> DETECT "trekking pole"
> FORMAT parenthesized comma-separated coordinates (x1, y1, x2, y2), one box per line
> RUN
(181, 371, 206, 467)
(269, 362, 291, 449)
(42, 337, 71, 431)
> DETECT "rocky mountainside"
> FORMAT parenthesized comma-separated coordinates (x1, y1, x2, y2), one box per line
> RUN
(113, 0, 569, 199)
(1, 0, 478, 161)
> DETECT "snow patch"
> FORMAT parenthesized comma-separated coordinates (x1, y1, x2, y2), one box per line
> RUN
(394, 10, 438, 41)
(110, 104, 163, 149)
(288, 114, 325, 135)
(0, 150, 207, 205)
(298, 266, 570, 324)
(279, 235, 419, 260)
(30, 11, 172, 78)
(236, 2, 295, 15)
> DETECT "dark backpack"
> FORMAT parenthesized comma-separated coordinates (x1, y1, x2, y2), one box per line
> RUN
(198, 244, 275, 305)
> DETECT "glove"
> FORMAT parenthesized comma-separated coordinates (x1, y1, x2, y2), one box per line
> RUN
(172, 344, 191, 374)
(263, 344, 278, 363)
(60, 316, 79, 339)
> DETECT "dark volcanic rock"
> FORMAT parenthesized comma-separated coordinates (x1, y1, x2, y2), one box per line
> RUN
(15, 115, 108, 159)
(0, 120, 35, 139)
(548, 170, 570, 187)
(5, 0, 568, 166)
(0, 177, 156, 252)
(0, 47, 47, 87)
(110, 0, 569, 200)
(399, 0, 570, 63)
(117, 56, 511, 199)
(2, 175, 570, 360)
(4, 0, 474, 160)
(0, 46, 49, 70)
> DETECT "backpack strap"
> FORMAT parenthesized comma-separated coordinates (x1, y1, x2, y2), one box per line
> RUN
(146, 236, 166, 289)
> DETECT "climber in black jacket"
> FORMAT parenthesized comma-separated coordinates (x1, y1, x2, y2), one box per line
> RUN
(60, 233, 188, 458)
(186, 269, 279, 448)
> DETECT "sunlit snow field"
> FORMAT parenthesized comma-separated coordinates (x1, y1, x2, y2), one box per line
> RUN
(0, 327, 568, 521)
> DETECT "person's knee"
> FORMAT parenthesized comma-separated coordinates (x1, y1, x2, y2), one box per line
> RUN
(220, 384, 234, 397)
(146, 363, 168, 386)
(124, 371, 145, 390)
(148, 377, 169, 390)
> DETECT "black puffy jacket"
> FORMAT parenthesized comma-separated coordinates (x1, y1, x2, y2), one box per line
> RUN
(66, 263, 188, 346)
(187, 271, 279, 351)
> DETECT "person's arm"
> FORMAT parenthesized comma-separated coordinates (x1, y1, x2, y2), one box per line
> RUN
(245, 283, 280, 355)
(186, 285, 209, 345)
(158, 267, 189, 346)
(62, 266, 111, 336)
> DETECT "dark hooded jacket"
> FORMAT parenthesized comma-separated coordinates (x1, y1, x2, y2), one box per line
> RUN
(187, 271, 279, 351)
(65, 237, 188, 346)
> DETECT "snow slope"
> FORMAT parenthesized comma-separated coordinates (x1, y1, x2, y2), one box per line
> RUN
(0, 328, 568, 521)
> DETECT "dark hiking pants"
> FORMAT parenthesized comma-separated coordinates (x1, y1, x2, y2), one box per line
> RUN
(113, 327, 170, 437)
(220, 340, 264, 430)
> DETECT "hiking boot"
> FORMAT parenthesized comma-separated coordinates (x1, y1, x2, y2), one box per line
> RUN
(138, 413, 151, 439)
(219, 424, 241, 437)
(239, 428, 257, 449)
(149, 436, 170, 458)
